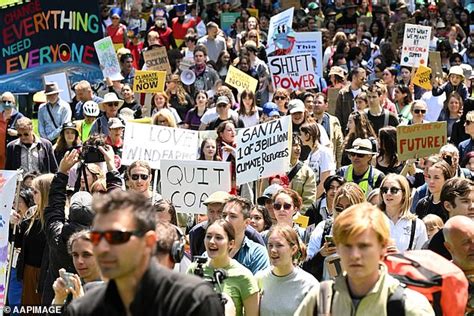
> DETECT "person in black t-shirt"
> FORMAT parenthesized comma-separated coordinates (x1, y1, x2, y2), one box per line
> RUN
(206, 95, 244, 130)
(365, 84, 399, 132)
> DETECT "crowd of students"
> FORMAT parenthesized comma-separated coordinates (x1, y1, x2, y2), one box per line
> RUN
(0, 0, 474, 315)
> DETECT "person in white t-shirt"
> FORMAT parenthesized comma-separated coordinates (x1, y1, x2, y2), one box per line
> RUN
(300, 122, 335, 200)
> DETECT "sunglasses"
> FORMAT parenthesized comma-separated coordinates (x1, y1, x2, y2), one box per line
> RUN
(107, 102, 120, 107)
(216, 103, 228, 108)
(381, 187, 402, 195)
(466, 121, 474, 125)
(348, 152, 367, 158)
(111, 17, 120, 20)
(131, 174, 149, 181)
(413, 109, 426, 114)
(90, 230, 145, 246)
(274, 96, 286, 100)
(19, 133, 31, 137)
(273, 202, 293, 210)
(334, 206, 345, 213)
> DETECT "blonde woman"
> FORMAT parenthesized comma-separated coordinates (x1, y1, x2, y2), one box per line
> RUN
(21, 174, 54, 305)
(152, 108, 177, 128)
(379, 174, 428, 252)
(150, 91, 182, 124)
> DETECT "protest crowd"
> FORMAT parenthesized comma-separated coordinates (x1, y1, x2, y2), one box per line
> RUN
(1, 0, 474, 314)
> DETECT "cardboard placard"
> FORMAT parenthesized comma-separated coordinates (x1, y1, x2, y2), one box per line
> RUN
(143, 47, 171, 75)
(327, 88, 340, 116)
(268, 53, 317, 90)
(292, 32, 323, 77)
(428, 51, 443, 80)
(225, 65, 259, 93)
(397, 122, 447, 161)
(236, 116, 292, 185)
(43, 72, 72, 102)
(400, 24, 431, 67)
(94, 37, 122, 81)
(133, 70, 166, 93)
(280, 0, 301, 10)
(122, 123, 199, 169)
(412, 65, 432, 90)
(160, 160, 231, 214)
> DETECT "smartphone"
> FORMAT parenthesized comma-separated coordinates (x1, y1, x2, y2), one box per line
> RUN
(325, 235, 335, 247)
(60, 270, 75, 289)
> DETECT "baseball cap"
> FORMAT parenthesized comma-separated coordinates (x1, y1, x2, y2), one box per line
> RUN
(262, 102, 280, 116)
(257, 184, 283, 205)
(288, 99, 305, 114)
(216, 95, 230, 106)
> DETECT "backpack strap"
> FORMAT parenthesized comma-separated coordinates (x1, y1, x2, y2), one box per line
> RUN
(407, 219, 416, 251)
(46, 104, 59, 129)
(320, 218, 333, 248)
(287, 161, 304, 182)
(317, 281, 334, 316)
(387, 284, 406, 316)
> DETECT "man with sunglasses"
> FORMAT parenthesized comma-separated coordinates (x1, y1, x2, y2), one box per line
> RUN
(90, 93, 125, 137)
(66, 190, 223, 315)
(6, 117, 58, 173)
(223, 196, 270, 274)
(337, 138, 384, 196)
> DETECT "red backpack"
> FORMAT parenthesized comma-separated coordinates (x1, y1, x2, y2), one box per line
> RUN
(384, 250, 468, 316)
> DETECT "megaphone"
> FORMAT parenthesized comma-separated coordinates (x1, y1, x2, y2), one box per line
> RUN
(180, 69, 196, 86)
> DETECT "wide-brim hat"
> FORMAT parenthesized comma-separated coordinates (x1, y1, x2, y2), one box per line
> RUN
(449, 65, 465, 79)
(329, 66, 347, 78)
(346, 138, 376, 155)
(44, 82, 63, 96)
(98, 92, 124, 111)
(61, 122, 79, 134)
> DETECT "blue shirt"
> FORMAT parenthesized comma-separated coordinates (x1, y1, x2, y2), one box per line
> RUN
(38, 99, 72, 141)
(234, 236, 269, 275)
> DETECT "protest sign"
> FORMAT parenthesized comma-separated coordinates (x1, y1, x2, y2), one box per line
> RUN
(0, 171, 18, 309)
(221, 13, 240, 35)
(236, 116, 292, 185)
(391, 18, 416, 50)
(397, 122, 447, 161)
(122, 123, 199, 169)
(94, 37, 122, 81)
(161, 160, 231, 214)
(429, 51, 443, 80)
(327, 88, 340, 116)
(412, 65, 432, 90)
(43, 72, 72, 102)
(133, 70, 166, 93)
(225, 65, 259, 93)
(248, 8, 259, 17)
(0, 1, 102, 93)
(143, 47, 172, 75)
(292, 32, 323, 77)
(266, 8, 294, 55)
(268, 53, 317, 90)
(400, 24, 431, 67)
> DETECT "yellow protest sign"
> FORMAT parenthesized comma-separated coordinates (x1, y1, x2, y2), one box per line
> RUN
(225, 65, 258, 93)
(412, 65, 432, 90)
(133, 70, 166, 93)
(248, 8, 259, 17)
(294, 214, 309, 228)
(397, 122, 447, 161)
